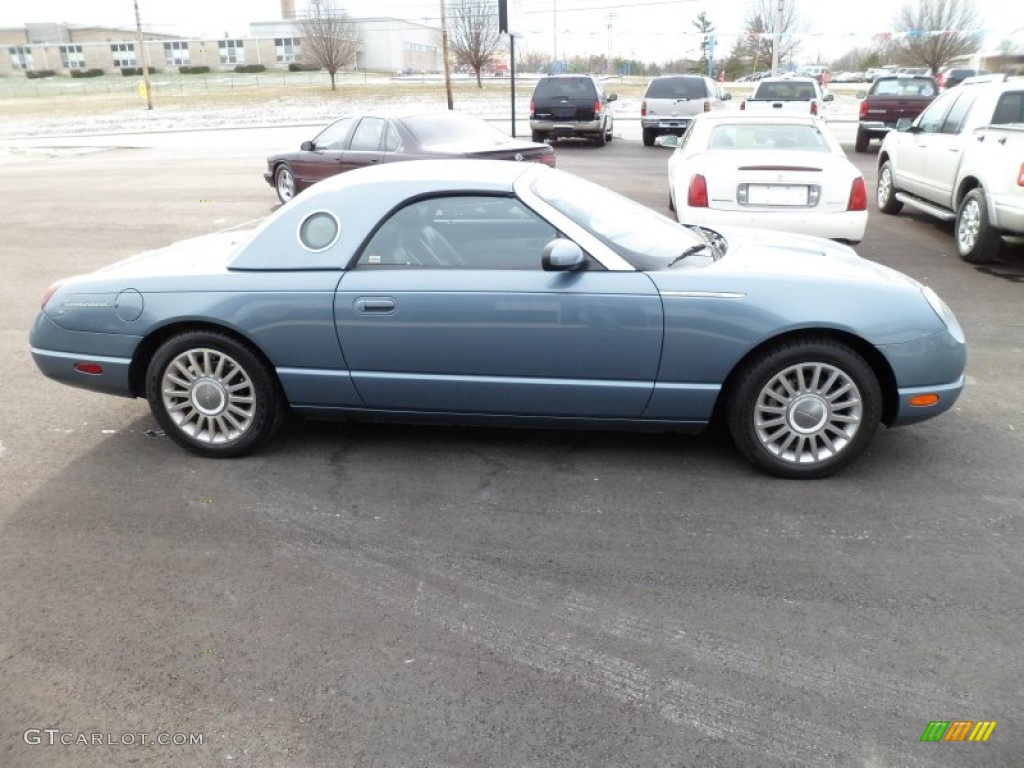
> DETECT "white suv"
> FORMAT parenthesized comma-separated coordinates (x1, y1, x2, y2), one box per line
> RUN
(640, 75, 731, 147)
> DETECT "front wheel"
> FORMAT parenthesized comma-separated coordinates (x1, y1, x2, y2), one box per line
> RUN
(955, 188, 1002, 264)
(727, 339, 882, 479)
(275, 165, 296, 204)
(146, 331, 285, 458)
(876, 161, 903, 214)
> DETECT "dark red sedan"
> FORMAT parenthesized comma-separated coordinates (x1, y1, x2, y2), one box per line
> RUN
(264, 111, 556, 203)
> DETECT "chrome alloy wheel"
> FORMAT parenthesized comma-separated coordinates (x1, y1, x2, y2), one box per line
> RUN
(957, 196, 981, 254)
(876, 166, 893, 208)
(161, 348, 256, 445)
(754, 362, 863, 465)
(276, 167, 295, 203)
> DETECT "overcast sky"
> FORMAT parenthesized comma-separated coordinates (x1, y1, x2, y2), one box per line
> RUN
(3, 0, 1021, 64)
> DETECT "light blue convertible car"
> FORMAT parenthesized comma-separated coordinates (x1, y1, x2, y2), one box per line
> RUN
(30, 160, 966, 478)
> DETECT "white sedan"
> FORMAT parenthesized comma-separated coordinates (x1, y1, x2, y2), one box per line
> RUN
(663, 112, 868, 243)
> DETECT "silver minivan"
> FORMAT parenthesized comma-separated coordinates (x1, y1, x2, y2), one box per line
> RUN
(641, 75, 731, 147)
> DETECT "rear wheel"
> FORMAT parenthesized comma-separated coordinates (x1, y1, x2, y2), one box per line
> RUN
(593, 126, 607, 147)
(955, 188, 1002, 264)
(876, 161, 903, 214)
(727, 339, 882, 479)
(275, 165, 296, 205)
(531, 129, 546, 143)
(854, 128, 869, 153)
(643, 127, 656, 147)
(146, 331, 285, 458)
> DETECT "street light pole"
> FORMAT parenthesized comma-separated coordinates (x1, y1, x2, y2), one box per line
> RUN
(770, 0, 783, 75)
(440, 0, 453, 109)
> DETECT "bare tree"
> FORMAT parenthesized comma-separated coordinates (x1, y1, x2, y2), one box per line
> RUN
(889, 0, 982, 73)
(447, 0, 502, 88)
(723, 0, 801, 76)
(296, 0, 362, 91)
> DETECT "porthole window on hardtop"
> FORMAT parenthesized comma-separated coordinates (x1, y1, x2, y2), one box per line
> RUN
(298, 211, 340, 252)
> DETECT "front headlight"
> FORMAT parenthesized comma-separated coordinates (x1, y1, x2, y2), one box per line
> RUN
(922, 286, 965, 343)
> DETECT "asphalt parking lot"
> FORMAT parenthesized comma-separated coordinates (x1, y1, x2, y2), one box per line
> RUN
(1, 129, 1022, 767)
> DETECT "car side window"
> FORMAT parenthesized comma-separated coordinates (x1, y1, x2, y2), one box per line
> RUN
(383, 123, 401, 151)
(991, 92, 1024, 125)
(313, 116, 355, 150)
(357, 196, 562, 270)
(349, 118, 385, 151)
(916, 92, 956, 133)
(939, 91, 979, 134)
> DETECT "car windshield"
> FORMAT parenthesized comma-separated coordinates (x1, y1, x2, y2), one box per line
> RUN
(646, 78, 707, 99)
(873, 78, 936, 96)
(530, 169, 708, 270)
(708, 123, 832, 151)
(532, 77, 596, 99)
(403, 113, 505, 146)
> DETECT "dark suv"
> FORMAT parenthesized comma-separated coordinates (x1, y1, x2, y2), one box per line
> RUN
(936, 67, 989, 89)
(529, 75, 617, 146)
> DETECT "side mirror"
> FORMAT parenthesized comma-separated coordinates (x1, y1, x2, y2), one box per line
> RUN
(823, 93, 834, 102)
(606, 93, 618, 102)
(855, 90, 867, 99)
(722, 92, 733, 101)
(301, 140, 314, 151)
(896, 117, 913, 132)
(542, 238, 586, 271)
(654, 134, 680, 148)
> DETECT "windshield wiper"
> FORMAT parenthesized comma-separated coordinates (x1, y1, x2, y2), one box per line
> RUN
(666, 243, 712, 267)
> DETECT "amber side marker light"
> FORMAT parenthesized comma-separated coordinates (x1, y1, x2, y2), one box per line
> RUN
(909, 394, 940, 407)
(74, 363, 104, 375)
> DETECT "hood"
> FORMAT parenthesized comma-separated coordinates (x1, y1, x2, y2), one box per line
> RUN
(707, 225, 921, 288)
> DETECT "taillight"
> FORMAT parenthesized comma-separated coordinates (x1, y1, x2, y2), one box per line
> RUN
(740, 100, 746, 111)
(687, 174, 709, 207)
(1017, 163, 1024, 186)
(594, 100, 602, 116)
(541, 152, 556, 168)
(41, 280, 63, 310)
(936, 73, 944, 88)
(848, 176, 867, 211)
(859, 99, 868, 119)
(641, 99, 647, 117)
(703, 101, 711, 112)
(529, 99, 535, 117)
(811, 101, 818, 116)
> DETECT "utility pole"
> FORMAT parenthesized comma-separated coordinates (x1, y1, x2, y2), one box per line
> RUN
(439, 0, 453, 109)
(133, 0, 153, 110)
(770, 0, 783, 75)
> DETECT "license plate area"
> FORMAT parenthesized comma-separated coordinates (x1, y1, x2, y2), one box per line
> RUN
(740, 184, 817, 207)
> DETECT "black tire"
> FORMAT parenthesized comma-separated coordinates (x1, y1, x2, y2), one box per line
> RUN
(726, 339, 882, 479)
(275, 165, 296, 205)
(593, 127, 607, 147)
(955, 188, 1002, 264)
(854, 127, 869, 153)
(876, 161, 903, 214)
(642, 127, 656, 147)
(668, 189, 675, 213)
(145, 331, 285, 458)
(605, 119, 614, 142)
(531, 129, 546, 143)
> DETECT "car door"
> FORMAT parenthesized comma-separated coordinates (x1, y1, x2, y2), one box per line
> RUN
(894, 90, 956, 196)
(918, 89, 980, 204)
(340, 117, 387, 172)
(291, 116, 355, 187)
(333, 195, 664, 417)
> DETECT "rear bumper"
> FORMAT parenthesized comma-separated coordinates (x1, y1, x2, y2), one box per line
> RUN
(641, 118, 692, 134)
(29, 313, 140, 397)
(859, 121, 896, 138)
(677, 207, 867, 243)
(530, 118, 603, 137)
